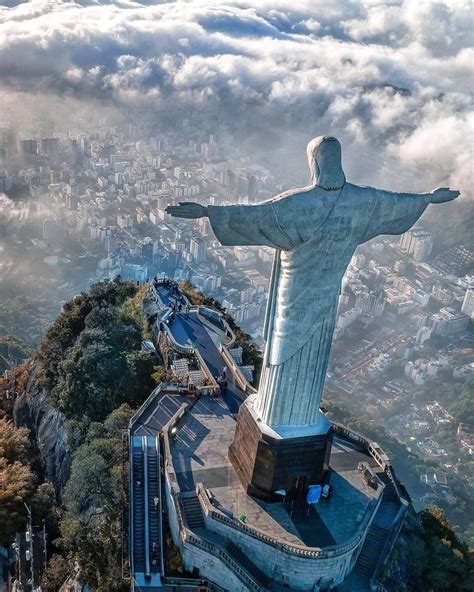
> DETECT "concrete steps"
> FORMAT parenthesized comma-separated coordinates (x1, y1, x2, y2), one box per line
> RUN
(354, 523, 389, 577)
(181, 495, 205, 529)
(377, 473, 400, 503)
(226, 542, 271, 589)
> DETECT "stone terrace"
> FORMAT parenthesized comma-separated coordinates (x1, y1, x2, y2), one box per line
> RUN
(170, 397, 379, 549)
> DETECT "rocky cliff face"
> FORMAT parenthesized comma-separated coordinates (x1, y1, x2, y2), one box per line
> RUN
(13, 360, 71, 495)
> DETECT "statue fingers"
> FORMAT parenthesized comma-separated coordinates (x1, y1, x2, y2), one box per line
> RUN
(438, 189, 459, 202)
(166, 206, 188, 217)
(430, 188, 460, 203)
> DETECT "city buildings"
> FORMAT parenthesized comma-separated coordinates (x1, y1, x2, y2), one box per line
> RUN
(461, 288, 474, 319)
(399, 229, 433, 262)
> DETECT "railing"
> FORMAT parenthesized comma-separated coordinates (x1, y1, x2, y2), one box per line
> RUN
(370, 499, 409, 591)
(331, 423, 410, 590)
(197, 305, 236, 347)
(160, 321, 195, 355)
(162, 403, 189, 474)
(384, 465, 409, 505)
(166, 470, 264, 591)
(193, 349, 220, 395)
(184, 530, 265, 592)
(219, 343, 257, 395)
(332, 423, 391, 472)
(164, 576, 227, 592)
(151, 276, 193, 307)
(155, 436, 165, 578)
(161, 406, 384, 588)
(129, 437, 135, 589)
(129, 383, 175, 432)
(196, 482, 383, 561)
(162, 409, 265, 592)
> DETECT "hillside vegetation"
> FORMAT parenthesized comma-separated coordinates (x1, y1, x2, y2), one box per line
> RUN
(1, 279, 159, 590)
(1, 279, 472, 591)
(37, 279, 156, 422)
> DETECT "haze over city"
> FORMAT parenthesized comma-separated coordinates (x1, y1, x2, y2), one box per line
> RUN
(0, 2, 473, 592)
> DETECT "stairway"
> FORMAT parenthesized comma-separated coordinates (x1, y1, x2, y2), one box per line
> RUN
(147, 438, 161, 572)
(377, 472, 400, 503)
(181, 495, 205, 529)
(354, 523, 389, 577)
(132, 439, 145, 573)
(226, 542, 271, 588)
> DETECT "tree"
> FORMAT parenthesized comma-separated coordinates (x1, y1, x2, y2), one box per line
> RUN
(0, 418, 30, 464)
(55, 406, 132, 591)
(41, 554, 72, 592)
(398, 507, 474, 592)
(31, 482, 56, 521)
(0, 458, 34, 544)
(37, 279, 138, 390)
(51, 304, 155, 421)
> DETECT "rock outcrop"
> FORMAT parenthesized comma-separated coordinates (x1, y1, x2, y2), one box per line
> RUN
(13, 361, 71, 495)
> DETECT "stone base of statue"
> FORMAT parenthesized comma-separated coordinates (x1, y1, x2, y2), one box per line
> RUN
(229, 396, 333, 501)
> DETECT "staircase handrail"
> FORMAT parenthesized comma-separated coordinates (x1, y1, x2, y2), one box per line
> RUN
(370, 501, 409, 591)
(219, 343, 257, 395)
(193, 348, 221, 395)
(183, 530, 265, 592)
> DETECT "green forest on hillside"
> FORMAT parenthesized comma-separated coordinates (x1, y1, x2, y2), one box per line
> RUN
(0, 279, 472, 591)
(1, 279, 159, 591)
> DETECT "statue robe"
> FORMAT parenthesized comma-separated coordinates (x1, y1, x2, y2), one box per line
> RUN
(208, 182, 428, 429)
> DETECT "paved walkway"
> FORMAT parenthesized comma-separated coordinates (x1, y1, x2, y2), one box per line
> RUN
(156, 283, 246, 414)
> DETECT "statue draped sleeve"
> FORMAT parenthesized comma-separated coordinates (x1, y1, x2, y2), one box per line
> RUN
(207, 202, 294, 250)
(360, 187, 429, 243)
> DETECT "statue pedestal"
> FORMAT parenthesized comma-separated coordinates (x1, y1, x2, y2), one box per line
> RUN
(229, 397, 333, 501)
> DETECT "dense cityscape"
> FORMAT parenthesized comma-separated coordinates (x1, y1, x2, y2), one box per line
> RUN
(1, 109, 473, 553)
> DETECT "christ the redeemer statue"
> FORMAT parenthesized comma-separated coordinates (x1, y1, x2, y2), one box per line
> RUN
(167, 136, 458, 436)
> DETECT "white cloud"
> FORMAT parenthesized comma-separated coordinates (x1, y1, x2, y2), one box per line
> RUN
(0, 0, 472, 196)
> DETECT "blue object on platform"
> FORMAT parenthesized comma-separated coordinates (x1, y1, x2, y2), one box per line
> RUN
(306, 484, 322, 504)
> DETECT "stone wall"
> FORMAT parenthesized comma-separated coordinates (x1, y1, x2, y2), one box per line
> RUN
(181, 543, 249, 592)
(203, 512, 364, 590)
(197, 483, 381, 591)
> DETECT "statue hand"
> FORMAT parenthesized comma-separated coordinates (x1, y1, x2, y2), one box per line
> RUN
(428, 187, 460, 204)
(165, 202, 208, 219)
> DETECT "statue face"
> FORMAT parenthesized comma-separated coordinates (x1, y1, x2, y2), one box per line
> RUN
(307, 136, 345, 191)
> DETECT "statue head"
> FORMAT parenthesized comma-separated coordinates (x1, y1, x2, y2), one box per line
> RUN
(307, 136, 345, 191)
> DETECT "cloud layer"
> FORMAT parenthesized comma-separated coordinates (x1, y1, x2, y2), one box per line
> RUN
(0, 0, 472, 193)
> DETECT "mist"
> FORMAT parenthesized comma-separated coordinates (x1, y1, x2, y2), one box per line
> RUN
(0, 0, 472, 196)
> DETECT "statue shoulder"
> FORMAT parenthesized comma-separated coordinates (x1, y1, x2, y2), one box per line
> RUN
(344, 182, 370, 195)
(342, 182, 377, 205)
(270, 184, 314, 205)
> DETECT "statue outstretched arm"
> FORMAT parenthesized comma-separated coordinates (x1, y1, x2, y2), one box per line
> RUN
(359, 185, 459, 242)
(424, 187, 460, 204)
(166, 202, 208, 219)
(166, 201, 294, 249)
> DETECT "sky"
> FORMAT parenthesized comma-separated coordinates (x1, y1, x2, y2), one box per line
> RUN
(0, 0, 472, 194)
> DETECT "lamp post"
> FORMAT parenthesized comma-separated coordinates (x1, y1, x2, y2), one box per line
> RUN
(23, 503, 33, 591)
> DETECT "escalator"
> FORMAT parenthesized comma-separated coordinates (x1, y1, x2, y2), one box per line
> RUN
(131, 435, 163, 589)
(147, 437, 162, 575)
(132, 436, 145, 573)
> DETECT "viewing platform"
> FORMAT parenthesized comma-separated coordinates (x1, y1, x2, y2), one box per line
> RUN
(129, 278, 409, 591)
(162, 395, 406, 591)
